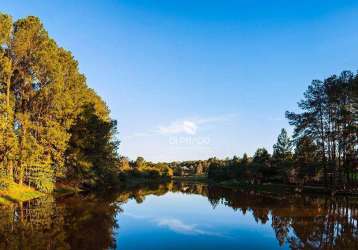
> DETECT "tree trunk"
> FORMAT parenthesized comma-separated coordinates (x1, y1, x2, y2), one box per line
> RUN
(18, 122, 27, 186)
(8, 160, 13, 178)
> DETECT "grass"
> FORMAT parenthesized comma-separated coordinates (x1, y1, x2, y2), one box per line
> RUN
(0, 178, 44, 205)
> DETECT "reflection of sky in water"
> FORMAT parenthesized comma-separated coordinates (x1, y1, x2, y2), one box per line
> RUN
(115, 192, 288, 250)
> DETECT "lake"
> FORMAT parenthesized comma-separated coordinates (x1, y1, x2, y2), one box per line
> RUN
(0, 181, 357, 250)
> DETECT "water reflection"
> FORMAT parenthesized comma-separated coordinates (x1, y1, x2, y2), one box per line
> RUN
(0, 181, 357, 249)
(0, 195, 119, 250)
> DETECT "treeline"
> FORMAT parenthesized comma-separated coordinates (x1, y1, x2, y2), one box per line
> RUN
(170, 160, 209, 176)
(287, 71, 357, 188)
(207, 130, 302, 184)
(117, 157, 210, 180)
(0, 14, 119, 192)
(118, 156, 173, 180)
(207, 71, 358, 190)
(159, 71, 357, 190)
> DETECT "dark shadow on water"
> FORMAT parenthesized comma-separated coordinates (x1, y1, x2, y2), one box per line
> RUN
(0, 181, 357, 249)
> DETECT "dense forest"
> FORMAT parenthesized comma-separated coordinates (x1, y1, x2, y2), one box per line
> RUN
(0, 14, 119, 192)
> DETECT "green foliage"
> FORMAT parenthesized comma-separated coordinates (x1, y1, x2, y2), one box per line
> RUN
(135, 157, 145, 170)
(207, 70, 357, 188)
(253, 148, 271, 166)
(273, 128, 292, 161)
(65, 104, 120, 188)
(0, 14, 12, 44)
(119, 158, 174, 180)
(118, 156, 130, 171)
(0, 13, 120, 192)
(286, 70, 358, 186)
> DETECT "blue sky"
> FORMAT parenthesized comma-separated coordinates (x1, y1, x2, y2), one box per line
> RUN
(2, 1, 358, 161)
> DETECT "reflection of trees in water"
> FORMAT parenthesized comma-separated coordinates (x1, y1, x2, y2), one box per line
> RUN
(61, 195, 119, 250)
(284, 197, 358, 249)
(0, 196, 69, 249)
(124, 181, 358, 250)
(0, 182, 357, 249)
(198, 184, 358, 249)
(213, 187, 356, 249)
(0, 195, 119, 250)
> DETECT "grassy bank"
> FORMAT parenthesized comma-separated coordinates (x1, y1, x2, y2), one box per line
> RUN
(0, 180, 85, 206)
(0, 179, 44, 205)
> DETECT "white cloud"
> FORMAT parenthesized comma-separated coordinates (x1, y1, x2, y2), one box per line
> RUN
(125, 113, 238, 139)
(124, 211, 225, 237)
(158, 113, 237, 136)
(159, 120, 198, 135)
(157, 218, 222, 236)
(157, 218, 198, 234)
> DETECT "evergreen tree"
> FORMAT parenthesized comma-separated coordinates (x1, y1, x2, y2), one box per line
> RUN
(294, 136, 319, 164)
(253, 148, 271, 166)
(272, 128, 292, 161)
(286, 71, 358, 186)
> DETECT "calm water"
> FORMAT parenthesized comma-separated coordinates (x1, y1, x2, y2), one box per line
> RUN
(0, 182, 357, 250)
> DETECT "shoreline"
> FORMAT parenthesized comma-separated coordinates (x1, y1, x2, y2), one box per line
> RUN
(0, 180, 84, 206)
(2, 176, 358, 206)
(173, 176, 358, 196)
